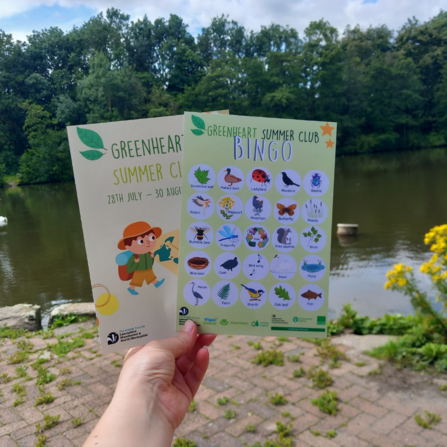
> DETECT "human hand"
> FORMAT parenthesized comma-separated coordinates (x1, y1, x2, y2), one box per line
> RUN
(134, 256, 140, 262)
(83, 321, 216, 447)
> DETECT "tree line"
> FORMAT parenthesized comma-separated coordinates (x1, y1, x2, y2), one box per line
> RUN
(1, 8, 447, 184)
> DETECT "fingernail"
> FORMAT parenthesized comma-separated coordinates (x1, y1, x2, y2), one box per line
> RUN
(183, 320, 195, 332)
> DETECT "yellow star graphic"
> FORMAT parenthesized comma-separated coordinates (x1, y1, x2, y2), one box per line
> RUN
(325, 139, 334, 148)
(320, 122, 335, 137)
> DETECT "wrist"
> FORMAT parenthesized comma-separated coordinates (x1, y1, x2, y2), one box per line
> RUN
(84, 379, 174, 447)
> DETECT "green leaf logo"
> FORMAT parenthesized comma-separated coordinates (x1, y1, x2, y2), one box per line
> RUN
(80, 150, 105, 161)
(220, 319, 229, 326)
(191, 115, 206, 136)
(77, 127, 107, 161)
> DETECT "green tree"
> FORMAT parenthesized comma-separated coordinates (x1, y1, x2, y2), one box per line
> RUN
(77, 52, 146, 123)
(19, 102, 73, 184)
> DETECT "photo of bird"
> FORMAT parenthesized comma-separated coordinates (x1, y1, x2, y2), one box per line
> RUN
(281, 171, 300, 188)
(220, 257, 239, 272)
(252, 196, 264, 216)
(192, 195, 211, 216)
(224, 168, 242, 186)
(189, 282, 203, 306)
(240, 284, 265, 301)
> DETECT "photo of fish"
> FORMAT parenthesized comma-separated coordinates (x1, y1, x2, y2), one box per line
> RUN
(300, 290, 322, 300)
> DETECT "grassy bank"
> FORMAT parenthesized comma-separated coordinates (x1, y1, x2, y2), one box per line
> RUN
(2, 173, 19, 187)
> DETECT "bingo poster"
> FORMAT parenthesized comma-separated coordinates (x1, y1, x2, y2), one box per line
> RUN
(176, 112, 336, 337)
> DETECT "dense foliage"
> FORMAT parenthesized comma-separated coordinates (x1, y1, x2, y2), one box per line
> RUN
(1, 9, 447, 183)
(328, 225, 447, 373)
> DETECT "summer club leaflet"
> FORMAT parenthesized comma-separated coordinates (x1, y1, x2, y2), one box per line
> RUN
(67, 113, 228, 353)
(176, 113, 336, 337)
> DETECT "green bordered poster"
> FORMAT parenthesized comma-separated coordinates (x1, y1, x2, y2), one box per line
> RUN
(176, 112, 336, 337)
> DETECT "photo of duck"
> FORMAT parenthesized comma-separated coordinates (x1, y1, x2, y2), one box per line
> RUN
(271, 254, 296, 274)
(224, 168, 242, 186)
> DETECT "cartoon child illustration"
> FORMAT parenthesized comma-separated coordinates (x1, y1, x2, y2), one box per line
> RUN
(117, 221, 165, 295)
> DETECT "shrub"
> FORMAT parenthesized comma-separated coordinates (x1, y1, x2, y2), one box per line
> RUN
(16, 366, 28, 377)
(35, 434, 48, 447)
(293, 367, 306, 378)
(307, 367, 333, 389)
(384, 225, 447, 342)
(0, 325, 28, 339)
(253, 349, 284, 367)
(36, 367, 56, 386)
(49, 337, 85, 356)
(317, 342, 347, 362)
(51, 313, 89, 329)
(269, 393, 287, 405)
(188, 400, 196, 412)
(173, 439, 196, 447)
(7, 350, 29, 364)
(71, 417, 85, 428)
(224, 409, 236, 419)
(414, 410, 441, 429)
(11, 383, 26, 397)
(247, 341, 262, 350)
(311, 390, 339, 415)
(35, 386, 55, 407)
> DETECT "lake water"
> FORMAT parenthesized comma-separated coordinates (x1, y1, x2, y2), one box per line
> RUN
(1, 148, 446, 325)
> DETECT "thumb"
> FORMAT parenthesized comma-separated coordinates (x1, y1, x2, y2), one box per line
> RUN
(153, 320, 197, 359)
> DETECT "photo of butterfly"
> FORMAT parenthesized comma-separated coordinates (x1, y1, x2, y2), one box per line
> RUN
(276, 203, 297, 216)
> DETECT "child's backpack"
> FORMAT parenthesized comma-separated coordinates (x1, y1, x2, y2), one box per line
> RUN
(116, 251, 135, 281)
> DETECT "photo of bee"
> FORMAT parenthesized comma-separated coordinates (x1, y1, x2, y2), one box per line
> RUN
(190, 226, 211, 242)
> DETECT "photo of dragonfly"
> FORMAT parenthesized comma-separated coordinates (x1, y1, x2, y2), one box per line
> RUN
(218, 225, 239, 246)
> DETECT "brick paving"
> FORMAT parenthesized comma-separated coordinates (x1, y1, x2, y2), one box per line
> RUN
(0, 322, 446, 446)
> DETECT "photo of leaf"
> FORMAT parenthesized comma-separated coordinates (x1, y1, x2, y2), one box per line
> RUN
(194, 167, 211, 185)
(217, 283, 231, 300)
(274, 286, 290, 300)
(303, 226, 322, 246)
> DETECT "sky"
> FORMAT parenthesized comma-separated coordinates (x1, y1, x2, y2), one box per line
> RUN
(0, 0, 445, 42)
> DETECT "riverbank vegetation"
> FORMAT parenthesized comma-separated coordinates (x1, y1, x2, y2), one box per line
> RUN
(328, 225, 447, 374)
(1, 10, 447, 183)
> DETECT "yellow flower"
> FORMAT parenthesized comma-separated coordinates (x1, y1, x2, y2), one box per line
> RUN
(397, 278, 407, 287)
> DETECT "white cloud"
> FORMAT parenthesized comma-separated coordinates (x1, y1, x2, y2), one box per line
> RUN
(1, 0, 446, 38)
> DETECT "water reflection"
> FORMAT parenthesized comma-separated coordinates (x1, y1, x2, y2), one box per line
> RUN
(0, 183, 91, 325)
(329, 148, 447, 318)
(0, 148, 446, 322)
